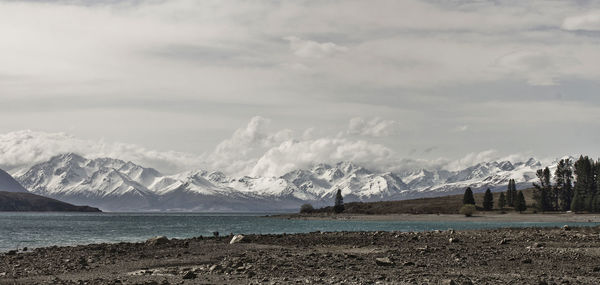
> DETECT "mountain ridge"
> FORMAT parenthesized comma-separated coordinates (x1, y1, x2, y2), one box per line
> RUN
(16, 152, 550, 212)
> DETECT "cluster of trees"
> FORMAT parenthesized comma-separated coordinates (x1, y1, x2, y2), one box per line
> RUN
(463, 184, 526, 213)
(532, 156, 600, 212)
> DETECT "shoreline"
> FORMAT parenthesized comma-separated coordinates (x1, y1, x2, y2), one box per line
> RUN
(2, 226, 600, 284)
(272, 212, 600, 223)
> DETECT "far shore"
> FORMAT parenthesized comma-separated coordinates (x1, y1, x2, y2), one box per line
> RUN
(273, 212, 600, 223)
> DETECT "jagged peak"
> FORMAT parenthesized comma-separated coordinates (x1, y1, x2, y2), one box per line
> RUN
(48, 152, 87, 164)
(525, 157, 541, 167)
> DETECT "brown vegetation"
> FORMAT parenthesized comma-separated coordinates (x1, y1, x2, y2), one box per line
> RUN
(311, 188, 535, 215)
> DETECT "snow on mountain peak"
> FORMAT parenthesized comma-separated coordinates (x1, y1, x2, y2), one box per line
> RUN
(16, 153, 556, 211)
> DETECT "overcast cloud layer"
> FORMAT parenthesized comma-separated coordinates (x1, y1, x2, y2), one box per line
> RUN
(1, 0, 599, 175)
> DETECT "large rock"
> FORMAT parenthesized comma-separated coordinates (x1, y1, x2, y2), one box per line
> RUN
(230, 234, 245, 244)
(375, 257, 394, 266)
(146, 236, 169, 246)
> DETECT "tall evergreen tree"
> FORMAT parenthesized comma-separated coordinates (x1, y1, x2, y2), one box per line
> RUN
(572, 156, 594, 212)
(533, 167, 552, 211)
(554, 159, 573, 211)
(506, 180, 514, 207)
(334, 189, 344, 213)
(463, 187, 475, 205)
(498, 192, 506, 209)
(506, 179, 518, 207)
(483, 188, 493, 211)
(514, 190, 527, 213)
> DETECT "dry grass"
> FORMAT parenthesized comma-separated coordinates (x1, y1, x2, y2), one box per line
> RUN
(312, 188, 536, 215)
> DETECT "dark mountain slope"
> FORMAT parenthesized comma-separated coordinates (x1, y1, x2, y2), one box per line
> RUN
(0, 168, 28, 193)
(0, 191, 101, 212)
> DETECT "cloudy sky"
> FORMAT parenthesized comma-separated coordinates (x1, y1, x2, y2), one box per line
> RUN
(1, 0, 599, 176)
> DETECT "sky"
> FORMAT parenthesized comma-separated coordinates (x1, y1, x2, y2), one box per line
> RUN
(1, 0, 599, 176)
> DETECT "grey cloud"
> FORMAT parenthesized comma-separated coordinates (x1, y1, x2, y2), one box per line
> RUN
(0, 0, 599, 168)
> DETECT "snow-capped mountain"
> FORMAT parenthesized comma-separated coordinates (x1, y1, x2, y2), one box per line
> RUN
(16, 153, 548, 212)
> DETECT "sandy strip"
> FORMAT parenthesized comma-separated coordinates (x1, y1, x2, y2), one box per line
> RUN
(274, 212, 600, 223)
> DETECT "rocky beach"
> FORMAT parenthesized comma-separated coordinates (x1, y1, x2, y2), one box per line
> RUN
(2, 225, 600, 284)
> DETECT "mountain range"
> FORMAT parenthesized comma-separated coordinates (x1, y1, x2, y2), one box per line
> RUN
(11, 152, 549, 212)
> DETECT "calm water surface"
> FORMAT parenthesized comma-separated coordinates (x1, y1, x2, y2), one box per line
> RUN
(1, 212, 598, 252)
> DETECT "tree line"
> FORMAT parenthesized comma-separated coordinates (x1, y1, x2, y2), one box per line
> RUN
(462, 155, 600, 214)
(463, 182, 526, 213)
(533, 155, 600, 212)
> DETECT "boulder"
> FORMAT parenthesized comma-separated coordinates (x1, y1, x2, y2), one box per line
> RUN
(182, 271, 197, 279)
(230, 234, 245, 244)
(375, 257, 394, 266)
(146, 236, 169, 246)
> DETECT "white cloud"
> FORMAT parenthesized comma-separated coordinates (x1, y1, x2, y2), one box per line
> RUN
(443, 149, 500, 171)
(206, 116, 293, 174)
(284, 36, 347, 58)
(347, 117, 397, 137)
(0, 130, 201, 174)
(562, 12, 600, 31)
(0, 122, 538, 179)
(250, 138, 394, 177)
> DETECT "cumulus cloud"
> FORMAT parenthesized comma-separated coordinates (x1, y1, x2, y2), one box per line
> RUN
(0, 130, 202, 174)
(0, 121, 537, 179)
(250, 138, 395, 177)
(284, 36, 348, 58)
(347, 117, 397, 137)
(562, 12, 600, 31)
(206, 116, 293, 174)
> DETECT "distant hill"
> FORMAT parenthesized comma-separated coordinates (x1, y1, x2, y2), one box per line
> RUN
(0, 191, 101, 212)
(310, 188, 535, 215)
(0, 168, 29, 193)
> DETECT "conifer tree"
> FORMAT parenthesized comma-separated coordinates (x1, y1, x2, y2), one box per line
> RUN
(506, 179, 518, 207)
(483, 188, 493, 211)
(533, 167, 552, 211)
(498, 192, 506, 210)
(514, 190, 527, 213)
(506, 180, 514, 207)
(572, 156, 594, 212)
(554, 159, 573, 211)
(334, 189, 345, 213)
(463, 187, 475, 205)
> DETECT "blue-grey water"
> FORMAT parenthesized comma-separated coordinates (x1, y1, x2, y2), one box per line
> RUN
(1, 212, 599, 252)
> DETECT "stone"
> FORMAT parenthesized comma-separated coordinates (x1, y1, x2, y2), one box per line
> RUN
(449, 238, 459, 243)
(230, 234, 245, 244)
(402, 261, 415, 266)
(182, 271, 196, 279)
(562, 225, 571, 231)
(6, 250, 17, 256)
(442, 279, 458, 285)
(499, 238, 509, 245)
(209, 264, 221, 272)
(145, 236, 169, 246)
(375, 257, 394, 266)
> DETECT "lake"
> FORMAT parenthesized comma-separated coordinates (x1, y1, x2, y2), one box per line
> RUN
(1, 212, 598, 252)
